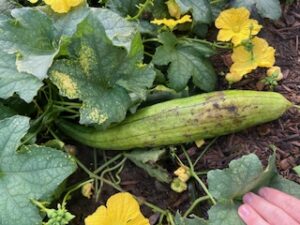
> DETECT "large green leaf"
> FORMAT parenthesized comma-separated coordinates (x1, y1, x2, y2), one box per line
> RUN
(0, 116, 77, 225)
(106, 0, 141, 17)
(231, 0, 281, 20)
(49, 9, 155, 127)
(44, 4, 90, 37)
(208, 202, 244, 225)
(0, 49, 43, 103)
(92, 8, 139, 52)
(207, 153, 300, 225)
(0, 8, 60, 79)
(207, 154, 276, 201)
(153, 32, 216, 91)
(175, 0, 212, 24)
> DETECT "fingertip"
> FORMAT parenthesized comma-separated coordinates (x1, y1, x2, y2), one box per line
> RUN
(238, 204, 251, 218)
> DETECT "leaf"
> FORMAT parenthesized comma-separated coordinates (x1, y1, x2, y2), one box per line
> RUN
(91, 8, 139, 52)
(207, 153, 300, 225)
(128, 157, 171, 183)
(231, 0, 281, 20)
(175, 0, 212, 24)
(0, 116, 77, 225)
(106, 0, 141, 17)
(208, 202, 244, 225)
(0, 0, 18, 15)
(0, 103, 16, 120)
(125, 148, 166, 163)
(174, 212, 208, 225)
(44, 4, 90, 37)
(293, 165, 300, 176)
(270, 175, 300, 198)
(0, 8, 60, 79)
(207, 154, 276, 201)
(153, 32, 216, 91)
(49, 9, 155, 127)
(0, 49, 43, 103)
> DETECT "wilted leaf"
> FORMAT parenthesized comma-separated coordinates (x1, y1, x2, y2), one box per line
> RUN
(0, 49, 43, 103)
(153, 32, 216, 91)
(0, 116, 77, 225)
(231, 0, 281, 20)
(125, 148, 166, 163)
(128, 157, 171, 183)
(49, 9, 155, 127)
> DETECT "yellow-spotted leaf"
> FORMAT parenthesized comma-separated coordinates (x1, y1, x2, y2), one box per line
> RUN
(49, 9, 155, 127)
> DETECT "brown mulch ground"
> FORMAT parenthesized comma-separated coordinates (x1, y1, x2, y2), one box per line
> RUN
(68, 2, 300, 224)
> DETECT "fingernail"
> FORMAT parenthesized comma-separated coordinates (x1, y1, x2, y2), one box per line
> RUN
(238, 204, 251, 218)
(258, 187, 267, 197)
(243, 193, 254, 203)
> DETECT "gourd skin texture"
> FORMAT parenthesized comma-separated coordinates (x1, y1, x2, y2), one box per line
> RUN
(58, 91, 292, 150)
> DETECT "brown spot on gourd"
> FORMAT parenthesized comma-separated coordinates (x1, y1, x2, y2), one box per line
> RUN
(51, 71, 79, 99)
(79, 45, 96, 77)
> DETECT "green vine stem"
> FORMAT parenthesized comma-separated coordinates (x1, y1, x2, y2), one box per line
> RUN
(127, 0, 154, 20)
(74, 157, 168, 217)
(181, 147, 217, 205)
(193, 137, 218, 167)
(183, 195, 210, 217)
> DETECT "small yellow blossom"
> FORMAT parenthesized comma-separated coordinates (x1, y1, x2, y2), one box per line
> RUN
(44, 0, 84, 13)
(171, 178, 187, 193)
(28, 0, 38, 3)
(85, 192, 149, 225)
(267, 66, 283, 81)
(166, 0, 181, 19)
(215, 7, 262, 46)
(81, 182, 93, 199)
(230, 37, 275, 76)
(174, 165, 191, 182)
(151, 15, 192, 30)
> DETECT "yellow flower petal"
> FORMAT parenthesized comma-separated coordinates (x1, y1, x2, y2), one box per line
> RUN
(151, 15, 192, 30)
(28, 0, 39, 3)
(85, 206, 108, 225)
(84, 192, 149, 225)
(225, 72, 243, 83)
(231, 37, 275, 76)
(44, 0, 84, 13)
(215, 8, 262, 46)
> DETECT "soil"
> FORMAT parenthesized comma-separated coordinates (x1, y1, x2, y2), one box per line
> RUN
(66, 2, 300, 224)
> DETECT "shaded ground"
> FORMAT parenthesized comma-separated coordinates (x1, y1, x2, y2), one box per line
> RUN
(67, 2, 300, 224)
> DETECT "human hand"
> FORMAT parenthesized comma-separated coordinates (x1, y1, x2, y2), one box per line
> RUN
(238, 187, 300, 225)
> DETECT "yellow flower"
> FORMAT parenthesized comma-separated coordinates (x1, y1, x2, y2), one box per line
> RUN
(28, 0, 38, 3)
(215, 7, 262, 46)
(174, 165, 191, 182)
(85, 192, 149, 225)
(230, 37, 275, 76)
(225, 72, 243, 83)
(151, 15, 192, 30)
(267, 66, 283, 81)
(44, 0, 84, 13)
